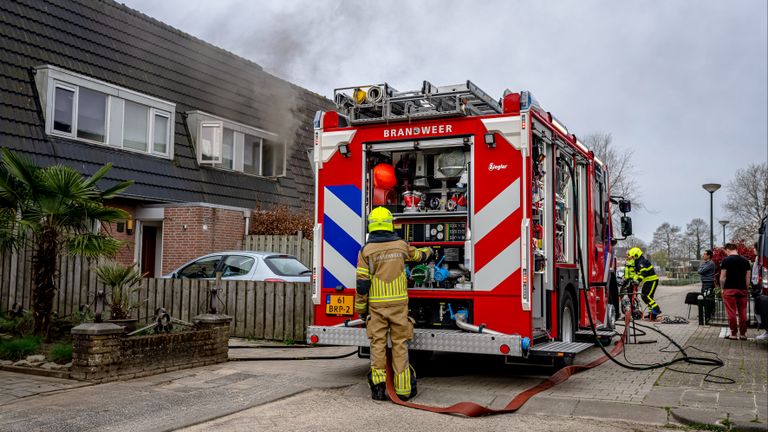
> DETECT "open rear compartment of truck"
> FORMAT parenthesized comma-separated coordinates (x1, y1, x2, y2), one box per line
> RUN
(307, 81, 614, 364)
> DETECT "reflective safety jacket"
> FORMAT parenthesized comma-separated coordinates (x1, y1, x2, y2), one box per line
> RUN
(625, 259, 636, 283)
(633, 255, 659, 283)
(355, 231, 429, 314)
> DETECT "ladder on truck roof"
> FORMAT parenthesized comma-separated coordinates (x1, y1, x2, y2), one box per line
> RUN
(334, 80, 502, 125)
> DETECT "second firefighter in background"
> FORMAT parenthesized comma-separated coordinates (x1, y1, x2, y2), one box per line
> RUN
(627, 247, 662, 319)
(355, 207, 431, 401)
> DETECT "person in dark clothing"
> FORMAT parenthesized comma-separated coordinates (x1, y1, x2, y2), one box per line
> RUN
(719, 243, 752, 340)
(698, 249, 716, 323)
(627, 247, 661, 319)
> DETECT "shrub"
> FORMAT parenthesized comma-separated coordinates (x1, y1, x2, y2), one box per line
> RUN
(94, 261, 144, 320)
(0, 336, 42, 361)
(0, 311, 34, 337)
(249, 205, 312, 238)
(661, 278, 700, 286)
(48, 342, 73, 364)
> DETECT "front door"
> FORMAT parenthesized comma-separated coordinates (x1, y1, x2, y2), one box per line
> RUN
(141, 225, 157, 277)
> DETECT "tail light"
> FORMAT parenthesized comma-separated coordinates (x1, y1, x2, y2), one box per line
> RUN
(310, 335, 319, 344)
(264, 278, 287, 282)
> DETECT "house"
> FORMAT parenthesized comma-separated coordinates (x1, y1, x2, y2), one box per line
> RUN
(0, 0, 333, 276)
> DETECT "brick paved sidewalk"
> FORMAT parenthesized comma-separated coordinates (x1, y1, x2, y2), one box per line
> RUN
(0, 371, 90, 406)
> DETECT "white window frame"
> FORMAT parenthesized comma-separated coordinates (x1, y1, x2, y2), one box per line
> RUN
(186, 110, 286, 177)
(51, 82, 79, 138)
(198, 121, 223, 164)
(150, 109, 172, 157)
(35, 65, 175, 160)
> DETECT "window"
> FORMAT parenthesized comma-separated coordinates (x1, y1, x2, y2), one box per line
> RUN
(36, 65, 175, 159)
(153, 113, 169, 154)
(186, 111, 285, 177)
(213, 128, 234, 170)
(53, 85, 75, 133)
(222, 255, 256, 278)
(124, 101, 148, 151)
(243, 133, 262, 175)
(77, 87, 106, 142)
(177, 255, 222, 279)
(264, 256, 310, 277)
(199, 122, 222, 164)
(592, 168, 606, 244)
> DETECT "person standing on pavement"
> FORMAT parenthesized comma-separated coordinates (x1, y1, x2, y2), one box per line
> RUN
(354, 206, 431, 401)
(719, 243, 752, 340)
(698, 250, 716, 323)
(627, 247, 662, 320)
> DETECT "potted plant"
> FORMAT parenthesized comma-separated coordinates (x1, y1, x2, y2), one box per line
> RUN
(94, 261, 144, 332)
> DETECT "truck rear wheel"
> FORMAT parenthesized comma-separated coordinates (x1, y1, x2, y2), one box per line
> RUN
(555, 290, 577, 369)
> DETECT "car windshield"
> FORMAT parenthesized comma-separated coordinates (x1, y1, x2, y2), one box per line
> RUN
(264, 256, 310, 276)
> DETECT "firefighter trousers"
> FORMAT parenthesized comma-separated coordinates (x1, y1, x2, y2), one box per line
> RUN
(641, 279, 661, 315)
(366, 301, 414, 396)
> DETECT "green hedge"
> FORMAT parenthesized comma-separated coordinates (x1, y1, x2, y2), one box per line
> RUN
(661, 278, 700, 286)
(0, 336, 42, 361)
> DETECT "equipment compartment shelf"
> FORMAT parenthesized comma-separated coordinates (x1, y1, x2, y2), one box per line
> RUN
(393, 212, 467, 219)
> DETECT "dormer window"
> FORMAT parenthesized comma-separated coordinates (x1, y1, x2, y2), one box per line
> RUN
(36, 65, 175, 159)
(187, 111, 286, 177)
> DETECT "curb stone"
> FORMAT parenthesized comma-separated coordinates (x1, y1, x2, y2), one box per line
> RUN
(671, 407, 767, 432)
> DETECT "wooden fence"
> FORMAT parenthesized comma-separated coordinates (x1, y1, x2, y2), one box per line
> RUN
(243, 233, 312, 268)
(0, 234, 316, 342)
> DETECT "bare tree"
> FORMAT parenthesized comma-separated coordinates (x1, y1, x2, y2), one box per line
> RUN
(684, 218, 709, 257)
(583, 132, 640, 211)
(650, 222, 682, 266)
(624, 236, 648, 250)
(724, 163, 768, 243)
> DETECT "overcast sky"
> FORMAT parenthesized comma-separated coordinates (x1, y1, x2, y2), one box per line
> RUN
(123, 0, 767, 242)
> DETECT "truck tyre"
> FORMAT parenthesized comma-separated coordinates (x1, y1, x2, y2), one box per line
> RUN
(555, 290, 577, 369)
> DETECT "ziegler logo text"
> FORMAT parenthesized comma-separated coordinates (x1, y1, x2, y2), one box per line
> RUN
(488, 163, 508, 171)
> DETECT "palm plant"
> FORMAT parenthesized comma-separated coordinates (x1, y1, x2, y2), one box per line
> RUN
(0, 148, 133, 337)
(94, 261, 144, 320)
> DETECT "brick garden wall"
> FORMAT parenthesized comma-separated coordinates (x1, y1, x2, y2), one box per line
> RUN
(71, 318, 230, 382)
(162, 206, 245, 273)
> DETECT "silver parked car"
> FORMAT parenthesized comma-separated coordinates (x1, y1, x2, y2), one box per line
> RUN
(166, 251, 311, 283)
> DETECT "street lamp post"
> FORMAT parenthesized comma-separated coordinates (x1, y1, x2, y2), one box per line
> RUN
(719, 220, 729, 246)
(702, 183, 721, 251)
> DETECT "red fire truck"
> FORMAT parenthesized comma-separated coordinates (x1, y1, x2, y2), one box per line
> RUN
(307, 81, 633, 363)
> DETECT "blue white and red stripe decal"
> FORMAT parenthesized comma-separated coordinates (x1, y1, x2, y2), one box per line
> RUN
(322, 185, 363, 289)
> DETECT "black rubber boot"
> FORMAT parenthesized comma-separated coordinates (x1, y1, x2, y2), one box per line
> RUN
(370, 383, 387, 401)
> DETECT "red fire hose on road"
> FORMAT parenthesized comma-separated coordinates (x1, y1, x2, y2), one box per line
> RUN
(384, 318, 628, 417)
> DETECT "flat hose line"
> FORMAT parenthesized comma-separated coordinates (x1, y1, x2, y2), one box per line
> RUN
(383, 316, 630, 417)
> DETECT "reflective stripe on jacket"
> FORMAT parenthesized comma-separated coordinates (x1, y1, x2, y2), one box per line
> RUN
(355, 232, 428, 312)
(634, 255, 659, 283)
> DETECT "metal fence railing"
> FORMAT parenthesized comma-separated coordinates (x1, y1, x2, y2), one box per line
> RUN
(706, 296, 759, 327)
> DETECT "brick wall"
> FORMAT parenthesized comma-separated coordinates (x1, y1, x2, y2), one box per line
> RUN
(162, 206, 245, 274)
(103, 200, 138, 267)
(70, 318, 230, 382)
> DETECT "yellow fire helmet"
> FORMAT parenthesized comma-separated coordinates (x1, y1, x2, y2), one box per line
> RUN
(368, 206, 394, 232)
(627, 247, 643, 259)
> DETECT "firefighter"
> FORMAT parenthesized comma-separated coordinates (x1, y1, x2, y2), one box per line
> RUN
(355, 206, 431, 401)
(627, 247, 662, 320)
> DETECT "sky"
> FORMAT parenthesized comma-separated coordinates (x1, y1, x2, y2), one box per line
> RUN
(122, 0, 768, 242)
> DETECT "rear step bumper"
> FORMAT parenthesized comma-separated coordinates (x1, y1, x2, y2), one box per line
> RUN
(307, 325, 523, 357)
(528, 341, 594, 357)
(576, 329, 617, 340)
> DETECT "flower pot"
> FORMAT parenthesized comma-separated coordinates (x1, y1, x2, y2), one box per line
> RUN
(105, 318, 138, 333)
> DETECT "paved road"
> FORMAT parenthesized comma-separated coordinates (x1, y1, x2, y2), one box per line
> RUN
(0, 283, 764, 431)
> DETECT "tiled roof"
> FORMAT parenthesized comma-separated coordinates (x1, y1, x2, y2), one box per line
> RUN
(0, 0, 333, 210)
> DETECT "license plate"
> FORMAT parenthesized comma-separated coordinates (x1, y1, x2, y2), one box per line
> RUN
(326, 294, 354, 316)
